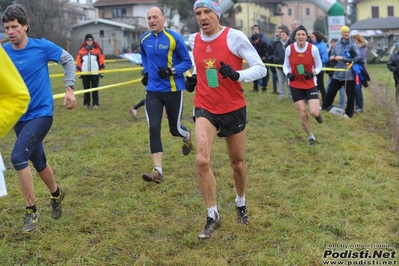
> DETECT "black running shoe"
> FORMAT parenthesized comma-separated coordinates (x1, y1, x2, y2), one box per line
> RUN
(315, 114, 323, 124)
(236, 206, 249, 225)
(198, 214, 221, 239)
(51, 186, 66, 219)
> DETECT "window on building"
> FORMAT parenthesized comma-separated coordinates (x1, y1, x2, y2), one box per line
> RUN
(112, 8, 126, 18)
(288, 8, 292, 16)
(387, 6, 394, 17)
(306, 8, 310, 16)
(371, 6, 379, 18)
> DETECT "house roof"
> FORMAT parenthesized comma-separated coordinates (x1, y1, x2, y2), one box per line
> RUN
(71, 18, 136, 30)
(350, 17, 399, 31)
(94, 0, 157, 7)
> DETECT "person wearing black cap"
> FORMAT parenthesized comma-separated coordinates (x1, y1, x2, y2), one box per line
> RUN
(76, 33, 105, 109)
(283, 25, 323, 146)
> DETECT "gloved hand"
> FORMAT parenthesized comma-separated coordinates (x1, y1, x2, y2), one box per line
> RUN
(219, 61, 240, 81)
(158, 67, 172, 79)
(141, 72, 148, 86)
(100, 74, 104, 78)
(185, 74, 197, 93)
(267, 56, 274, 63)
(304, 72, 314, 80)
(286, 73, 296, 81)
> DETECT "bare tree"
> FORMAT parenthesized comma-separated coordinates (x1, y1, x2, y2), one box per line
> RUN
(1, 0, 73, 49)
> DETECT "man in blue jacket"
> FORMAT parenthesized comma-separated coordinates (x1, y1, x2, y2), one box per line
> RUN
(140, 6, 193, 183)
(322, 26, 360, 118)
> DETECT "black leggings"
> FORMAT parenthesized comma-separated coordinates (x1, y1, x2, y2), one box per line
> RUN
(317, 71, 326, 105)
(145, 91, 190, 153)
(134, 99, 145, 110)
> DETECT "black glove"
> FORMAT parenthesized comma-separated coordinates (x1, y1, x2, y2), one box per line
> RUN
(219, 61, 240, 81)
(141, 72, 148, 86)
(286, 73, 296, 81)
(185, 74, 197, 93)
(100, 74, 104, 78)
(304, 72, 314, 80)
(158, 67, 172, 79)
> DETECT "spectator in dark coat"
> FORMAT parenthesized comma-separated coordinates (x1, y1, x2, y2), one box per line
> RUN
(387, 42, 399, 101)
(251, 25, 270, 91)
(252, 24, 268, 43)
(251, 33, 269, 92)
(269, 26, 284, 94)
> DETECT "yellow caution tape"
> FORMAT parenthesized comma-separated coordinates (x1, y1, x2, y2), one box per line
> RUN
(53, 79, 141, 99)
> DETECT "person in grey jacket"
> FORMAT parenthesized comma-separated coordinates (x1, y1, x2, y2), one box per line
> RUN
(387, 42, 399, 101)
(271, 27, 291, 99)
(322, 26, 360, 118)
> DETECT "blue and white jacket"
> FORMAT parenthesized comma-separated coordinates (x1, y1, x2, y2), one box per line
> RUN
(140, 28, 192, 92)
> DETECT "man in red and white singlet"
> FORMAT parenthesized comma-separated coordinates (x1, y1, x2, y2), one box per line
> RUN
(283, 25, 323, 146)
(186, 0, 267, 239)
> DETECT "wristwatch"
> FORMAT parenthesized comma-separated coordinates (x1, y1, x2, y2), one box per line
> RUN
(171, 67, 176, 75)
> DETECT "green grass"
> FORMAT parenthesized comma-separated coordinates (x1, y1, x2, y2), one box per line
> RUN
(0, 62, 398, 265)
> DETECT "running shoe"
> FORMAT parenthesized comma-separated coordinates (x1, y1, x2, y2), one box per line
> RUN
(22, 209, 39, 235)
(308, 138, 315, 146)
(198, 213, 221, 239)
(129, 107, 137, 120)
(182, 131, 193, 156)
(236, 206, 249, 225)
(142, 169, 164, 183)
(50, 187, 66, 219)
(315, 114, 323, 124)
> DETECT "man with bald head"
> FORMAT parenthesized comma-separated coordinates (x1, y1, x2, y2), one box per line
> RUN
(291, 18, 300, 32)
(139, 6, 193, 183)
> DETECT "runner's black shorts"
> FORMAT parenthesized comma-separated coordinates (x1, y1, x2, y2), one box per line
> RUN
(194, 106, 247, 137)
